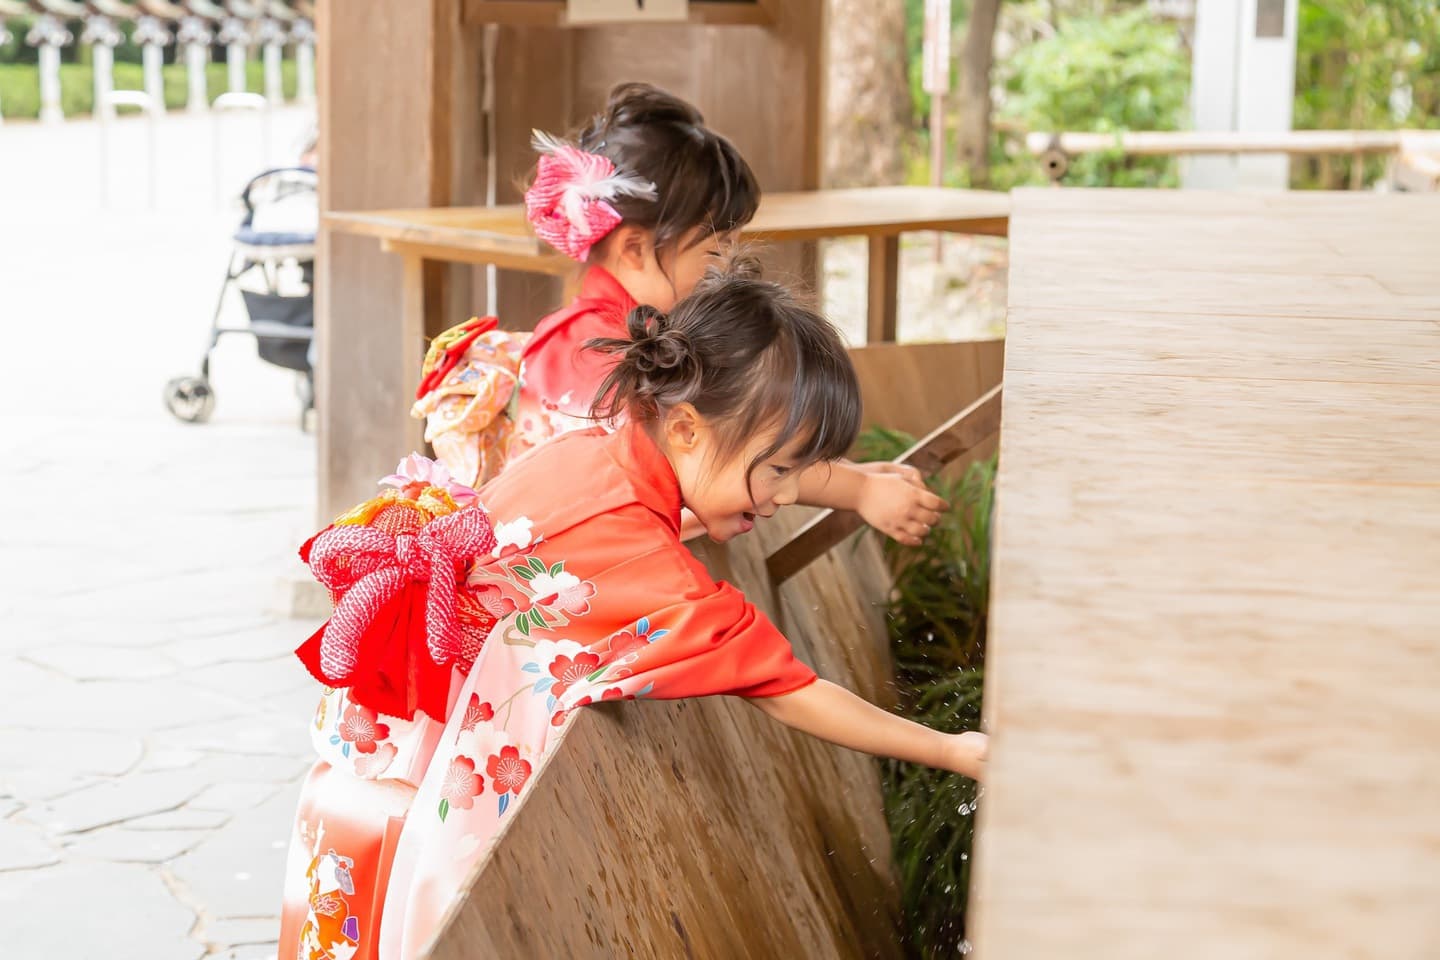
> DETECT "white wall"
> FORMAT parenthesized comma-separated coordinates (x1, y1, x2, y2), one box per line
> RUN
(1184, 0, 1299, 190)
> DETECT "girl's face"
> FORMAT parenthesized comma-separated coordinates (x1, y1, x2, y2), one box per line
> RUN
(600, 225, 735, 312)
(662, 407, 807, 542)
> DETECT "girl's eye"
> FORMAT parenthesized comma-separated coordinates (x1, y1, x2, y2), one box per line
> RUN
(772, 465, 790, 478)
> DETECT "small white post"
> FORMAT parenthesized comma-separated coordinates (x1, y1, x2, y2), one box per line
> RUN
(177, 17, 214, 114)
(27, 16, 73, 125)
(212, 91, 267, 209)
(263, 42, 282, 103)
(82, 16, 124, 122)
(254, 17, 288, 104)
(922, 0, 952, 261)
(98, 90, 160, 211)
(219, 18, 252, 95)
(134, 16, 172, 116)
(292, 18, 316, 107)
(0, 21, 11, 126)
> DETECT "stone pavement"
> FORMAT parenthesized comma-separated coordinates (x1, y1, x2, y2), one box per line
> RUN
(2, 107, 320, 960)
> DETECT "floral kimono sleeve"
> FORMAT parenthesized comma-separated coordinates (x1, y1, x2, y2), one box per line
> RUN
(549, 543, 819, 711)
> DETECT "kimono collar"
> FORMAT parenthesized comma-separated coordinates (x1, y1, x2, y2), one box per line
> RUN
(578, 264, 636, 310)
(606, 422, 683, 535)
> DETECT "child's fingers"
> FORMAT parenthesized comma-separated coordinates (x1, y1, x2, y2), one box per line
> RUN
(918, 490, 949, 511)
(913, 508, 944, 528)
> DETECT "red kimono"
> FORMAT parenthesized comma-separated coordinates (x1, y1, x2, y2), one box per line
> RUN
(279, 424, 815, 960)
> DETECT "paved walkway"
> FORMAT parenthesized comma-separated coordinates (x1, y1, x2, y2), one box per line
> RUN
(1, 108, 319, 960)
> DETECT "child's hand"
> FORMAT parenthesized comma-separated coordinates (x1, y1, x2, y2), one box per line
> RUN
(941, 730, 988, 781)
(857, 470, 948, 546)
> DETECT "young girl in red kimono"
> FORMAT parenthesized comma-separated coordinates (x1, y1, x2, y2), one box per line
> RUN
(411, 81, 945, 547)
(279, 259, 987, 960)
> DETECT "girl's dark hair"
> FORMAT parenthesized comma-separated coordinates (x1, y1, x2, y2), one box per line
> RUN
(590, 256, 861, 498)
(572, 82, 760, 253)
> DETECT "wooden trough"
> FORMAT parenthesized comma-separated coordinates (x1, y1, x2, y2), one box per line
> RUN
(422, 342, 1004, 958)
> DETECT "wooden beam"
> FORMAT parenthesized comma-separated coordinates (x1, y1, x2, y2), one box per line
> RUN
(1025, 128, 1415, 158)
(462, 0, 775, 27)
(765, 384, 1004, 585)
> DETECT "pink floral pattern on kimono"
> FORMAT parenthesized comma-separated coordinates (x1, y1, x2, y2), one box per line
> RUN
(414, 267, 636, 485)
(411, 320, 531, 489)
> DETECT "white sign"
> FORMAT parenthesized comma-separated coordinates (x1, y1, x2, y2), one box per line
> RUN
(922, 0, 952, 95)
(565, 0, 690, 25)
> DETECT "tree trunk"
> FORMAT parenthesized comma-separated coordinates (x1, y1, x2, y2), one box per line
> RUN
(956, 0, 1001, 187)
(825, 0, 912, 187)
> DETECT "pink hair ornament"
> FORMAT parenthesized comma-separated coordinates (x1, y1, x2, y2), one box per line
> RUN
(524, 130, 658, 262)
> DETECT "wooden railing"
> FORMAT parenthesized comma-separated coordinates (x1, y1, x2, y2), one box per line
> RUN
(765, 383, 1003, 586)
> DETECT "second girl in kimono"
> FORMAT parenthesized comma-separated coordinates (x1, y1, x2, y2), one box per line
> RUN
(279, 258, 987, 960)
(411, 81, 946, 547)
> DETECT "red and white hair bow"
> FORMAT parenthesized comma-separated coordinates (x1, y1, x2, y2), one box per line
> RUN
(524, 130, 657, 262)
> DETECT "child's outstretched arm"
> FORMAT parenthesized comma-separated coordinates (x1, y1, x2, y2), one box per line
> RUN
(749, 679, 987, 780)
(795, 461, 948, 546)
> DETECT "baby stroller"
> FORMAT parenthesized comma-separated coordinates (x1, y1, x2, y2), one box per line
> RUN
(164, 166, 319, 429)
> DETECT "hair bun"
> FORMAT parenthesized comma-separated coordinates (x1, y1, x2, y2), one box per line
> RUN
(620, 305, 694, 375)
(632, 329, 692, 374)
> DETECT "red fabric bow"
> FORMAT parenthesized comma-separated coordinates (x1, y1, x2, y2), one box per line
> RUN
(296, 507, 497, 721)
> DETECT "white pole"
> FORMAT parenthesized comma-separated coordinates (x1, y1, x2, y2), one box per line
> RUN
(142, 45, 164, 115)
(38, 44, 63, 124)
(213, 92, 267, 210)
(922, 0, 952, 262)
(187, 44, 209, 113)
(0, 23, 9, 125)
(92, 44, 116, 121)
(264, 43, 283, 103)
(296, 43, 315, 106)
(227, 43, 247, 94)
(26, 16, 72, 125)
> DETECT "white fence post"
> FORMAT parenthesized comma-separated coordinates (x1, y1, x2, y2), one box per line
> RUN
(26, 15, 73, 125)
(82, 15, 124, 122)
(177, 16, 214, 114)
(134, 16, 173, 116)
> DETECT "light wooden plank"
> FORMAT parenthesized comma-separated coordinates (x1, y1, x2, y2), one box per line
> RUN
(1005, 308, 1440, 385)
(325, 187, 1012, 257)
(971, 189, 1440, 960)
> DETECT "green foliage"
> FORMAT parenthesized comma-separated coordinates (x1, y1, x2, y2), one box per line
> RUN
(999, 7, 1190, 186)
(1292, 0, 1440, 188)
(858, 425, 995, 957)
(0, 61, 299, 120)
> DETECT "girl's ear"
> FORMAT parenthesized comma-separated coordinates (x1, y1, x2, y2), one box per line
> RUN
(612, 224, 653, 273)
(662, 402, 702, 453)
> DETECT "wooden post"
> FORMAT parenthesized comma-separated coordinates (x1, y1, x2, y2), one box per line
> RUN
(316, 0, 480, 520)
(867, 233, 899, 343)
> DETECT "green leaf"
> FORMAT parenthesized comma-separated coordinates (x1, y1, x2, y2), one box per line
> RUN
(516, 615, 531, 637)
(438, 798, 450, 822)
(549, 561, 564, 577)
(512, 565, 536, 581)
(528, 556, 546, 573)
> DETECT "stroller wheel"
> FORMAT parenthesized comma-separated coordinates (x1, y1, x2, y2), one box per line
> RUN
(164, 376, 216, 424)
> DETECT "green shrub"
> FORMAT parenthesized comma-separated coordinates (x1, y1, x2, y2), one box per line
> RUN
(858, 425, 995, 958)
(0, 59, 298, 119)
(999, 7, 1191, 187)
